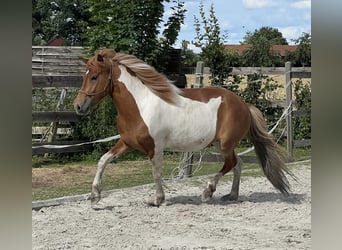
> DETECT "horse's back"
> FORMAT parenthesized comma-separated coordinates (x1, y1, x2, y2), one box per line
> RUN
(181, 86, 237, 101)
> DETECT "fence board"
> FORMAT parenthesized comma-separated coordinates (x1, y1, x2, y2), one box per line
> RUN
(293, 139, 311, 148)
(293, 110, 310, 118)
(230, 67, 311, 76)
(193, 153, 258, 163)
(32, 111, 80, 122)
(32, 75, 83, 88)
(32, 126, 72, 135)
(291, 71, 311, 79)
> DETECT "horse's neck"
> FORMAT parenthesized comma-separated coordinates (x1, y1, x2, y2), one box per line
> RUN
(117, 65, 161, 109)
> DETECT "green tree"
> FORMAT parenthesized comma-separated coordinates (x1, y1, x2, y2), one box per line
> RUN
(85, 0, 186, 70)
(193, 2, 232, 86)
(155, 0, 187, 71)
(32, 0, 91, 45)
(161, 1, 187, 48)
(242, 26, 288, 45)
(181, 40, 200, 67)
(294, 32, 311, 67)
(242, 35, 275, 66)
(241, 26, 288, 66)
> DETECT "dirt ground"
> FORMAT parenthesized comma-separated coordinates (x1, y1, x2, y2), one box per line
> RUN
(32, 160, 311, 250)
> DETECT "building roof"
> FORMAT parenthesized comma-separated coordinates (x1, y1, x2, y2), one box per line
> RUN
(224, 44, 297, 56)
(47, 37, 66, 46)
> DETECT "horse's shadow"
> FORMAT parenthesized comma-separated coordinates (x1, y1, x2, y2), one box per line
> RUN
(165, 192, 306, 206)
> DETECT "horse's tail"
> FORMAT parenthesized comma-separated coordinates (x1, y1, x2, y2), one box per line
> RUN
(247, 104, 294, 195)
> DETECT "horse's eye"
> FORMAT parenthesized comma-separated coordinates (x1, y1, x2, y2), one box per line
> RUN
(91, 76, 97, 81)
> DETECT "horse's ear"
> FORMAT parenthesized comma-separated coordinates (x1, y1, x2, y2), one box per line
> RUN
(97, 54, 104, 62)
(80, 57, 89, 64)
(98, 49, 116, 60)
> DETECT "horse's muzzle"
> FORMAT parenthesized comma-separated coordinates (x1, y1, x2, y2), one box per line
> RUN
(75, 104, 87, 115)
(74, 96, 92, 116)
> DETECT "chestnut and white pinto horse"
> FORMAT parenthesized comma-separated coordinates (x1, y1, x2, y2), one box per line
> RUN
(73, 49, 292, 206)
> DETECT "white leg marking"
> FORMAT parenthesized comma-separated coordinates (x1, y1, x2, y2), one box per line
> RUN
(89, 151, 115, 203)
(201, 173, 223, 202)
(149, 151, 165, 206)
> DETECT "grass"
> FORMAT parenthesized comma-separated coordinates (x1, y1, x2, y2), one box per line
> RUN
(32, 146, 311, 201)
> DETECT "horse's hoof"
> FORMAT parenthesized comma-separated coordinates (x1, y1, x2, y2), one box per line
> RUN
(221, 193, 238, 201)
(88, 193, 101, 204)
(201, 189, 213, 202)
(147, 195, 165, 207)
(147, 201, 161, 207)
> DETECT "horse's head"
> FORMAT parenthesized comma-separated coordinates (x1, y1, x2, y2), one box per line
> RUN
(73, 49, 117, 115)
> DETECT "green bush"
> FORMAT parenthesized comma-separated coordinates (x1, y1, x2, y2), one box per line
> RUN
(293, 79, 311, 140)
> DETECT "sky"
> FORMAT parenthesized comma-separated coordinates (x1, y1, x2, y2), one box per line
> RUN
(163, 0, 311, 52)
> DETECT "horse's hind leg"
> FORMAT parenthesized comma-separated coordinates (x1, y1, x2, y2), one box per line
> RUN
(89, 139, 130, 204)
(201, 149, 241, 202)
(221, 153, 242, 201)
(201, 171, 223, 202)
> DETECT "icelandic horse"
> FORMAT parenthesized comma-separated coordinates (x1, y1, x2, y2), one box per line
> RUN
(73, 48, 293, 206)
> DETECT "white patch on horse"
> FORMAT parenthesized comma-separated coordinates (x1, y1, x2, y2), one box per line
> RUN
(85, 70, 89, 75)
(118, 65, 221, 152)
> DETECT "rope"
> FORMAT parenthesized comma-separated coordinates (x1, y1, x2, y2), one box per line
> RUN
(32, 135, 121, 149)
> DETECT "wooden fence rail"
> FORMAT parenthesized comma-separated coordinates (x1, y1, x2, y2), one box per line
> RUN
(32, 111, 80, 123)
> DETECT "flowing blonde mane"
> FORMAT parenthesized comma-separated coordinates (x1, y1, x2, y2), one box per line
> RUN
(113, 53, 181, 105)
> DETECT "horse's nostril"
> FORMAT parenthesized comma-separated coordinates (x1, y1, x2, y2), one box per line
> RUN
(75, 103, 83, 114)
(75, 103, 89, 116)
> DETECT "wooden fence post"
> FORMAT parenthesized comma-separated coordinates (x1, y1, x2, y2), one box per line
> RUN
(285, 62, 294, 160)
(44, 88, 67, 157)
(194, 61, 204, 88)
(184, 61, 205, 177)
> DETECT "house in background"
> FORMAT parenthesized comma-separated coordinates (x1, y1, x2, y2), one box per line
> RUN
(47, 37, 69, 46)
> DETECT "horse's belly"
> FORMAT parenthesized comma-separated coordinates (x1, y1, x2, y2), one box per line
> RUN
(164, 131, 215, 152)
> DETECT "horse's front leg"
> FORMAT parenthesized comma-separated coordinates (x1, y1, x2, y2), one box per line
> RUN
(89, 139, 130, 204)
(148, 151, 165, 207)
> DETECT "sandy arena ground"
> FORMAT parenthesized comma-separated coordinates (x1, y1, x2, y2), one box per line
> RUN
(32, 161, 311, 250)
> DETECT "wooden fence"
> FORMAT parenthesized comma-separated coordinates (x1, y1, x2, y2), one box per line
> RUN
(32, 46, 85, 154)
(32, 46, 311, 158)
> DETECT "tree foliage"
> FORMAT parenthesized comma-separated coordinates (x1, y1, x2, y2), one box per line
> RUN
(180, 40, 200, 67)
(32, 0, 91, 45)
(193, 2, 232, 86)
(293, 79, 311, 140)
(284, 32, 311, 67)
(241, 26, 288, 67)
(32, 0, 186, 71)
(242, 26, 288, 45)
(85, 0, 162, 60)
(242, 35, 275, 66)
(293, 32, 311, 67)
(85, 0, 186, 70)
